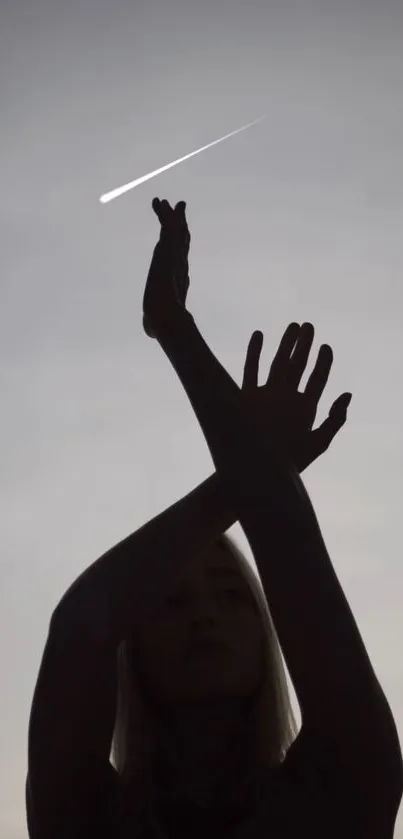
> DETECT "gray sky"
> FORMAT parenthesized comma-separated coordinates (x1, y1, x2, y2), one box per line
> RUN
(2, 0, 403, 835)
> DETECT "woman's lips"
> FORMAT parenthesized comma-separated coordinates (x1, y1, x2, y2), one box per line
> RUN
(186, 639, 226, 657)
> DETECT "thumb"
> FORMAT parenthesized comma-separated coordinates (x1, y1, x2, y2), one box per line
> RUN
(313, 392, 352, 452)
(330, 391, 352, 416)
(152, 196, 161, 217)
(297, 392, 352, 471)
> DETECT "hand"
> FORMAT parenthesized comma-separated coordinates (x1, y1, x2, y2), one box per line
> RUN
(241, 322, 352, 472)
(143, 197, 191, 339)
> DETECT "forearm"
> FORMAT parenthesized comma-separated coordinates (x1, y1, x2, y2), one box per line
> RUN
(53, 470, 235, 644)
(157, 312, 400, 746)
(157, 311, 309, 517)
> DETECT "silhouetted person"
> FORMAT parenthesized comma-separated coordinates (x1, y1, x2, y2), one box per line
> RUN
(26, 198, 403, 839)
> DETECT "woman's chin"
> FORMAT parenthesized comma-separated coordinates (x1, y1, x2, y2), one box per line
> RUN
(169, 673, 249, 702)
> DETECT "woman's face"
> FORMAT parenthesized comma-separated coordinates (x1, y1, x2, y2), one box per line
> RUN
(134, 541, 264, 705)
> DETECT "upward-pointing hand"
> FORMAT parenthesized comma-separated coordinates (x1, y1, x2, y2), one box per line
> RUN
(143, 199, 351, 473)
(143, 197, 191, 340)
(241, 323, 352, 473)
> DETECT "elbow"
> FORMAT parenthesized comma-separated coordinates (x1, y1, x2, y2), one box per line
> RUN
(389, 733, 403, 808)
(380, 696, 403, 794)
(371, 706, 403, 812)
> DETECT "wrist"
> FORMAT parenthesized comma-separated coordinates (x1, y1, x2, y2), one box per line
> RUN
(155, 307, 196, 350)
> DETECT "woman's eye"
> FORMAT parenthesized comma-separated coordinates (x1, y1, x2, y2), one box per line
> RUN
(221, 588, 242, 599)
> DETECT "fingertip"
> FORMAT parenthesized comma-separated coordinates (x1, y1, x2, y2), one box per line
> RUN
(329, 393, 351, 422)
(338, 393, 352, 413)
(253, 330, 264, 343)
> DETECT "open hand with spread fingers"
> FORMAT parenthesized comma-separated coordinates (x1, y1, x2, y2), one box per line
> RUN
(241, 323, 352, 473)
(143, 197, 351, 473)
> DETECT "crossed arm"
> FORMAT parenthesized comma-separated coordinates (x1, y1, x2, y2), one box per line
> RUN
(27, 206, 403, 839)
(142, 197, 403, 823)
(155, 306, 403, 832)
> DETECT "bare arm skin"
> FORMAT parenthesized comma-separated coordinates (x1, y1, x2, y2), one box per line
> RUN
(28, 303, 349, 836)
(155, 308, 403, 832)
(27, 194, 402, 836)
(26, 322, 350, 837)
(51, 471, 235, 637)
(27, 470, 236, 837)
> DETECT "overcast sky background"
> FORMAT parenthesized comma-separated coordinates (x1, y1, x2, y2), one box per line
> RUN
(2, 1, 403, 836)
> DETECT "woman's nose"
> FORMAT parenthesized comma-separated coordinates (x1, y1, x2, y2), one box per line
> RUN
(191, 614, 216, 630)
(189, 594, 219, 627)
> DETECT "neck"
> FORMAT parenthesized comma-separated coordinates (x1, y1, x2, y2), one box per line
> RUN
(154, 698, 251, 803)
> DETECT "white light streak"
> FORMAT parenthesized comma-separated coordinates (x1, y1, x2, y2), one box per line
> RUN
(99, 116, 266, 204)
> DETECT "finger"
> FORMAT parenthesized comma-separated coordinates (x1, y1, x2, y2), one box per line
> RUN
(309, 392, 352, 454)
(242, 331, 264, 390)
(287, 322, 315, 387)
(159, 198, 174, 219)
(329, 391, 352, 421)
(158, 199, 186, 247)
(268, 322, 300, 382)
(175, 200, 186, 227)
(154, 198, 176, 234)
(175, 201, 190, 244)
(169, 202, 190, 303)
(304, 344, 333, 405)
(174, 202, 190, 262)
(152, 197, 167, 224)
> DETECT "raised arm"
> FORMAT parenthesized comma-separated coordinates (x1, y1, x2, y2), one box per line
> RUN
(27, 202, 241, 838)
(31, 226, 325, 835)
(145, 198, 403, 832)
(27, 471, 238, 838)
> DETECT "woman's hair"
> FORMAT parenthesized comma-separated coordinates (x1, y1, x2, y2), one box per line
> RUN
(110, 532, 298, 834)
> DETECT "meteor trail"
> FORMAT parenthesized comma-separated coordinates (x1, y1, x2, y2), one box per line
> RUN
(99, 116, 266, 204)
